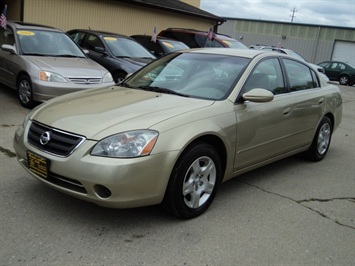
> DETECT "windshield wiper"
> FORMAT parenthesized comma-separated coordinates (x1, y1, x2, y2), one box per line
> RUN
(138, 86, 189, 97)
(120, 81, 132, 88)
(23, 53, 47, 56)
(54, 54, 85, 58)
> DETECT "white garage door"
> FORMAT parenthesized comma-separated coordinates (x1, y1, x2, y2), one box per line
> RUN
(332, 41, 355, 66)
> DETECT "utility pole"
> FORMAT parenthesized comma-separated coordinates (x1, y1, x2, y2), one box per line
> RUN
(290, 7, 297, 22)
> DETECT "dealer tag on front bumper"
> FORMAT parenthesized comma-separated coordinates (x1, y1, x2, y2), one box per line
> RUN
(27, 151, 49, 179)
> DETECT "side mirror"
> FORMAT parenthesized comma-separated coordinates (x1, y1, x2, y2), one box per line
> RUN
(1, 44, 17, 55)
(95, 47, 108, 55)
(242, 88, 274, 103)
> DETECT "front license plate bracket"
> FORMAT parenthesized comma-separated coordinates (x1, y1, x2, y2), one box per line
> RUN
(27, 151, 50, 179)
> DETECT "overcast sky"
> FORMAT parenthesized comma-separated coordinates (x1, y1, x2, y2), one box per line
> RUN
(200, 0, 355, 28)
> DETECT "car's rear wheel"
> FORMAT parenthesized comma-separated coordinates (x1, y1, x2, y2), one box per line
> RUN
(163, 142, 222, 219)
(304, 116, 333, 162)
(339, 74, 349, 85)
(17, 75, 34, 109)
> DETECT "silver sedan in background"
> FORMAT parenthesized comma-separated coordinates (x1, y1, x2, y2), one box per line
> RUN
(0, 21, 114, 108)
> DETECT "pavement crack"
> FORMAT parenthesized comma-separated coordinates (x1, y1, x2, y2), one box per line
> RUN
(0, 146, 17, 158)
(297, 197, 355, 203)
(239, 181, 355, 230)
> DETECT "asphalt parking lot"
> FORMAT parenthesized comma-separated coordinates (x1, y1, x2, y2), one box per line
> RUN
(1, 83, 354, 266)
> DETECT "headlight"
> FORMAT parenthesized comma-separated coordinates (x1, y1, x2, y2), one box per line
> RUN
(91, 130, 158, 158)
(21, 113, 31, 128)
(39, 71, 67, 83)
(103, 72, 113, 83)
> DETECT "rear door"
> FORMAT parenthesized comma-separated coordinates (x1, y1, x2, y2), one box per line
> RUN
(282, 58, 324, 147)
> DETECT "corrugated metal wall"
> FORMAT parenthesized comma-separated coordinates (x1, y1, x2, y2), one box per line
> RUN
(218, 19, 355, 64)
(22, 0, 212, 35)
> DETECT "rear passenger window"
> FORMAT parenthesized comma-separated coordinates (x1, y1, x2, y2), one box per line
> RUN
(283, 59, 318, 91)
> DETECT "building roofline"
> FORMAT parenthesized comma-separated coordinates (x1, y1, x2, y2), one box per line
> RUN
(116, 0, 225, 24)
(222, 17, 355, 30)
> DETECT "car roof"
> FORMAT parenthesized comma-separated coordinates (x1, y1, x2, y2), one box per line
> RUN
(68, 29, 131, 39)
(159, 28, 234, 40)
(131, 34, 185, 42)
(182, 47, 280, 58)
(7, 20, 62, 32)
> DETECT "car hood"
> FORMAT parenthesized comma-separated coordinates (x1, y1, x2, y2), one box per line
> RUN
(113, 56, 154, 71)
(26, 56, 108, 76)
(30, 86, 213, 139)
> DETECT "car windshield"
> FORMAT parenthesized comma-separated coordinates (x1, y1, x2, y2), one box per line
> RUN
(103, 36, 155, 59)
(221, 39, 248, 49)
(161, 40, 189, 52)
(123, 52, 250, 100)
(18, 30, 86, 57)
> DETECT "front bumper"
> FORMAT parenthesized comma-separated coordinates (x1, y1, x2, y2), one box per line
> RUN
(13, 124, 178, 208)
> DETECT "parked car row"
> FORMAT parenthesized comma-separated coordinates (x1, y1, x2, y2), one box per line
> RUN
(0, 21, 115, 108)
(0, 22, 193, 108)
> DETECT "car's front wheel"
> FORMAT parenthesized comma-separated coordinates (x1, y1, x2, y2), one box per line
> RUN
(304, 116, 333, 162)
(17, 75, 34, 108)
(163, 142, 222, 219)
(339, 74, 349, 85)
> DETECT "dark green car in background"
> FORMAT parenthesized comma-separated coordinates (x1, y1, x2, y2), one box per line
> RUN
(318, 60, 355, 86)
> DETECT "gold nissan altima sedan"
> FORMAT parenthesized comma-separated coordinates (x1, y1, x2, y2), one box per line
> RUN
(13, 48, 342, 219)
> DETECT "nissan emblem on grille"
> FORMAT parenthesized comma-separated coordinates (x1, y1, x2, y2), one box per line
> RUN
(40, 131, 51, 145)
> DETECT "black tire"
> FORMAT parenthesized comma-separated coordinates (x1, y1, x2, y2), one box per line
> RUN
(162, 142, 222, 219)
(304, 116, 333, 162)
(338, 75, 349, 85)
(17, 75, 34, 108)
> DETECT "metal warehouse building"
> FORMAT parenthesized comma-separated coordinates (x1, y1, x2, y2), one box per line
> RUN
(218, 18, 355, 65)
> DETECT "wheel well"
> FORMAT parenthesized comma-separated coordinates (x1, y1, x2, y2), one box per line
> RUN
(187, 135, 227, 174)
(16, 71, 30, 87)
(324, 113, 334, 129)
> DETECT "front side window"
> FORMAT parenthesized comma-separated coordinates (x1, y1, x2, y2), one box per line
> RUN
(283, 59, 319, 91)
(123, 53, 250, 100)
(84, 34, 104, 50)
(243, 58, 286, 95)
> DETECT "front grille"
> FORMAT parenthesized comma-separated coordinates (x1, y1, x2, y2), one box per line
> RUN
(28, 121, 85, 157)
(68, 77, 102, 84)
